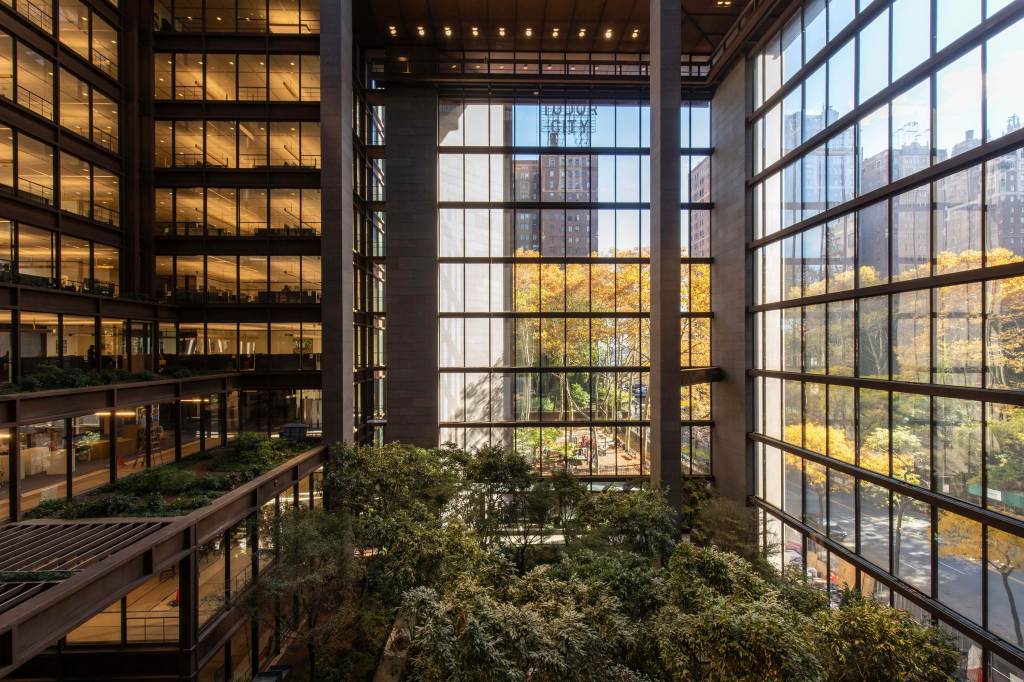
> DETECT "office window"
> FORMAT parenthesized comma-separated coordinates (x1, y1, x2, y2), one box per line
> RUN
(92, 243, 118, 295)
(58, 0, 90, 59)
(17, 133, 54, 204)
(92, 90, 118, 152)
(16, 44, 53, 120)
(175, 53, 204, 99)
(59, 152, 90, 217)
(59, 69, 89, 138)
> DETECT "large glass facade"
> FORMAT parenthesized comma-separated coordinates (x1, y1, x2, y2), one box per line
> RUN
(751, 0, 1024, 675)
(436, 98, 712, 477)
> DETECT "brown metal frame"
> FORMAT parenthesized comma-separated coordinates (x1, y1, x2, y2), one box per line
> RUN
(0, 443, 327, 678)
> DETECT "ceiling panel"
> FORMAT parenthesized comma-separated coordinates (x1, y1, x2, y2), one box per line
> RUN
(354, 0, 748, 54)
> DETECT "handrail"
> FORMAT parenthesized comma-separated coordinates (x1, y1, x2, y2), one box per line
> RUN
(16, 85, 54, 119)
(16, 0, 51, 32)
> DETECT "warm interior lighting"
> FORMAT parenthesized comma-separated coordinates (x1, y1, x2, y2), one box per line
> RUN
(604, 28, 613, 39)
(578, 27, 587, 37)
(471, 26, 479, 36)
(552, 27, 559, 38)
(525, 27, 533, 37)
(416, 25, 425, 36)
(631, 28, 640, 39)
(498, 26, 506, 37)
(716, 0, 733, 5)
(388, 25, 397, 36)
(443, 26, 452, 37)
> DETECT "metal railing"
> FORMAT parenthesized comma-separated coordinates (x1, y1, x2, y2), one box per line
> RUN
(15, 0, 51, 33)
(92, 128, 118, 153)
(238, 85, 267, 101)
(239, 153, 268, 168)
(91, 50, 117, 78)
(93, 204, 119, 227)
(372, 52, 711, 80)
(17, 177, 54, 205)
(17, 85, 53, 119)
(125, 614, 178, 643)
(174, 84, 203, 99)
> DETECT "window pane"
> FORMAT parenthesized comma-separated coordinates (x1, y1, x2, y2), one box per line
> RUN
(986, 17, 1024, 142)
(16, 44, 54, 119)
(857, 9, 889, 104)
(18, 134, 54, 203)
(935, 49, 982, 163)
(934, 284, 982, 387)
(891, 0, 930, 80)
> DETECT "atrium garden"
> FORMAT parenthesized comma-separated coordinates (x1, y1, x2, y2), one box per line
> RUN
(234, 439, 963, 681)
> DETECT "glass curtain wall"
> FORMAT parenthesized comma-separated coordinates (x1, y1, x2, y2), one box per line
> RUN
(749, 0, 1024, 676)
(437, 97, 712, 477)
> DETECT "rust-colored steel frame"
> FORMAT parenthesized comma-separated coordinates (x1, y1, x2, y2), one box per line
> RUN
(0, 444, 327, 678)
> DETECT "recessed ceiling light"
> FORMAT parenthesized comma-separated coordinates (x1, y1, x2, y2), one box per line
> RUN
(631, 28, 640, 39)
(525, 27, 533, 37)
(578, 27, 587, 37)
(552, 27, 559, 37)
(416, 25, 425, 36)
(388, 25, 397, 36)
(498, 26, 506, 37)
(471, 26, 479, 36)
(443, 26, 452, 37)
(604, 28, 613, 39)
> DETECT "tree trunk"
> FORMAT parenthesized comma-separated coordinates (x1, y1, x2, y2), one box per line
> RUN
(1001, 570, 1024, 648)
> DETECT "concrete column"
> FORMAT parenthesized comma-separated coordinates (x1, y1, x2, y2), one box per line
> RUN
(710, 59, 753, 502)
(320, 0, 354, 444)
(649, 0, 683, 509)
(384, 86, 439, 447)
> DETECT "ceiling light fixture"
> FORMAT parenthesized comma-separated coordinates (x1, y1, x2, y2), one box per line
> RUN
(525, 27, 533, 37)
(716, 0, 733, 5)
(388, 25, 397, 36)
(443, 26, 452, 37)
(416, 25, 425, 36)
(578, 27, 586, 37)
(552, 27, 560, 37)
(604, 28, 613, 39)
(471, 26, 479, 36)
(498, 26, 506, 37)
(631, 28, 640, 39)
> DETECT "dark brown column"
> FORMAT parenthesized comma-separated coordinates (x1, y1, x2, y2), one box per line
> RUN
(123, 0, 148, 296)
(649, 0, 683, 509)
(710, 58, 753, 502)
(384, 86, 438, 447)
(320, 0, 355, 444)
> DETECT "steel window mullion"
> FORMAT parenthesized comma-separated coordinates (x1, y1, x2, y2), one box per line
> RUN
(750, 495, 1024, 672)
(749, 2, 1024, 174)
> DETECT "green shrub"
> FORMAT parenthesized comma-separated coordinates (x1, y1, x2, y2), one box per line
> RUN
(2, 363, 180, 394)
(25, 433, 310, 519)
(814, 591, 959, 682)
(664, 541, 773, 609)
(574, 489, 677, 558)
(654, 598, 821, 682)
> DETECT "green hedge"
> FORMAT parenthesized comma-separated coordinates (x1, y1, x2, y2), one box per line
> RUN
(26, 433, 313, 519)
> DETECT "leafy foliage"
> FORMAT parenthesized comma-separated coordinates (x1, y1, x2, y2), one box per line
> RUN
(573, 488, 677, 558)
(2, 362, 181, 394)
(814, 592, 959, 682)
(25, 434, 308, 519)
(655, 599, 822, 682)
(259, 442, 959, 682)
